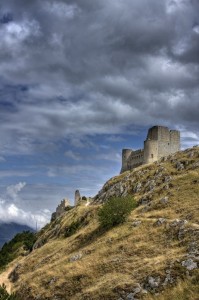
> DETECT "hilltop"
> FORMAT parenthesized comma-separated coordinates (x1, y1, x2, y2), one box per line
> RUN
(1, 146, 199, 300)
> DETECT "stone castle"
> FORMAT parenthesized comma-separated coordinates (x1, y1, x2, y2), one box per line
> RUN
(51, 126, 180, 220)
(121, 125, 180, 173)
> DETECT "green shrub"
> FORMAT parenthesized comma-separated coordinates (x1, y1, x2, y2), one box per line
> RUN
(64, 214, 89, 238)
(0, 231, 36, 270)
(64, 220, 82, 237)
(0, 284, 20, 299)
(64, 206, 73, 212)
(98, 196, 136, 229)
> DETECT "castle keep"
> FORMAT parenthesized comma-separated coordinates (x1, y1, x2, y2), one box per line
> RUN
(121, 126, 180, 173)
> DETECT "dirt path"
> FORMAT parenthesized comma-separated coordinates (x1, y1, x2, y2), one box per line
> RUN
(0, 266, 13, 293)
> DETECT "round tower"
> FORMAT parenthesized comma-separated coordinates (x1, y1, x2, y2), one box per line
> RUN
(120, 149, 132, 173)
(144, 140, 158, 164)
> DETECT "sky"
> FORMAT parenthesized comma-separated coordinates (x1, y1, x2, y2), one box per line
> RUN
(0, 0, 199, 229)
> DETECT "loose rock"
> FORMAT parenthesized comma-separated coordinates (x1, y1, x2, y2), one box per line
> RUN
(181, 259, 197, 270)
(155, 218, 166, 226)
(160, 196, 169, 205)
(69, 253, 82, 262)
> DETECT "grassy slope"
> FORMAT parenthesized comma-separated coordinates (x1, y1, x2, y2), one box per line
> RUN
(9, 147, 199, 300)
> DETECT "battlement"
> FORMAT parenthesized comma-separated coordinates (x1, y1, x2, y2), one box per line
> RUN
(121, 126, 180, 173)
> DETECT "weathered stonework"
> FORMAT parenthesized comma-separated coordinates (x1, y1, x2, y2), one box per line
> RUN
(121, 125, 180, 173)
(51, 198, 70, 221)
(75, 190, 81, 205)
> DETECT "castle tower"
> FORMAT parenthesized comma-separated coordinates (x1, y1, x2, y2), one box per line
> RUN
(170, 130, 180, 153)
(121, 149, 133, 173)
(144, 126, 180, 164)
(75, 190, 81, 205)
(144, 139, 159, 164)
(120, 125, 180, 173)
(144, 126, 164, 164)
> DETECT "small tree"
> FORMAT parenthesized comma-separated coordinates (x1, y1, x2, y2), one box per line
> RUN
(98, 196, 136, 229)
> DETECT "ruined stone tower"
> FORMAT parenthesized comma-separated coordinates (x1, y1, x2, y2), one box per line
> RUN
(121, 125, 180, 173)
(51, 198, 70, 221)
(75, 190, 81, 205)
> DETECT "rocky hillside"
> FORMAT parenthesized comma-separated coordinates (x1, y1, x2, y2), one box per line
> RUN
(3, 146, 199, 300)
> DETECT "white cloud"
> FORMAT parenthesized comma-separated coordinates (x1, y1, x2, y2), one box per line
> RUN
(0, 182, 51, 229)
(0, 170, 32, 178)
(0, 197, 5, 204)
(97, 152, 121, 162)
(44, 2, 79, 19)
(193, 25, 199, 34)
(0, 201, 50, 229)
(0, 19, 40, 50)
(105, 136, 124, 143)
(166, 0, 186, 14)
(0, 183, 49, 228)
(64, 150, 80, 161)
(177, 127, 199, 149)
(6, 182, 26, 201)
(47, 168, 57, 178)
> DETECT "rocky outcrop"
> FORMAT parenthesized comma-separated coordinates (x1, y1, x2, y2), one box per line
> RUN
(93, 146, 199, 204)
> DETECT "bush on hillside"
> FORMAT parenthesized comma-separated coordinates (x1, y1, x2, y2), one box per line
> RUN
(0, 284, 20, 299)
(64, 214, 89, 238)
(98, 196, 136, 229)
(64, 220, 82, 237)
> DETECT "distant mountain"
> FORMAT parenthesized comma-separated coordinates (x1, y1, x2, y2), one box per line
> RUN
(0, 222, 34, 248)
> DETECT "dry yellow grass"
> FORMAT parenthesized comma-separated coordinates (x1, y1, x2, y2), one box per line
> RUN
(146, 276, 199, 300)
(6, 146, 199, 299)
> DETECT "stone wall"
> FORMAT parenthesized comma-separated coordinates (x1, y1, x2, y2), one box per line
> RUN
(121, 149, 144, 172)
(51, 198, 70, 221)
(170, 130, 180, 153)
(128, 149, 144, 169)
(121, 149, 132, 173)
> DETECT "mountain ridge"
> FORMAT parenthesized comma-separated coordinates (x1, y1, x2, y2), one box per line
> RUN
(0, 222, 34, 248)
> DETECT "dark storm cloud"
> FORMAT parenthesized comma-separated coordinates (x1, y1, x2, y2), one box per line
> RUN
(1, 0, 199, 227)
(0, 0, 199, 154)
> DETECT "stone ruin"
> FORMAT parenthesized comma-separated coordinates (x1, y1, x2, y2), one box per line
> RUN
(51, 190, 91, 221)
(75, 189, 81, 205)
(51, 198, 70, 221)
(74, 190, 91, 206)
